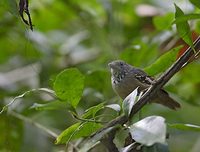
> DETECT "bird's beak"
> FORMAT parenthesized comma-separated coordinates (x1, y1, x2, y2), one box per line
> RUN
(108, 62, 120, 71)
(108, 62, 114, 69)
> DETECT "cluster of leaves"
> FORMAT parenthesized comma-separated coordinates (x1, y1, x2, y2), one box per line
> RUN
(0, 0, 200, 152)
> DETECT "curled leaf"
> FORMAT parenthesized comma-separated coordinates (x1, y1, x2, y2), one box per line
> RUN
(82, 103, 104, 118)
(122, 87, 139, 117)
(106, 104, 121, 112)
(174, 4, 193, 47)
(19, 0, 33, 30)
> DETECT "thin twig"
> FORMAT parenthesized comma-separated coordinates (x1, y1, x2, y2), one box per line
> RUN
(71, 112, 108, 123)
(0, 88, 56, 114)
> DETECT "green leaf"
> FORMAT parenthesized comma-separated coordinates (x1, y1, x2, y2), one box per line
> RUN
(53, 68, 85, 108)
(190, 0, 200, 9)
(153, 13, 174, 30)
(122, 87, 138, 117)
(56, 123, 80, 144)
(30, 100, 67, 111)
(56, 122, 102, 144)
(173, 14, 200, 23)
(72, 122, 102, 139)
(144, 46, 182, 76)
(34, 88, 57, 98)
(82, 103, 105, 118)
(174, 4, 193, 47)
(168, 123, 200, 131)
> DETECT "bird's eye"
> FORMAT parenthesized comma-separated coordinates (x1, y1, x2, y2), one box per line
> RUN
(120, 62, 123, 66)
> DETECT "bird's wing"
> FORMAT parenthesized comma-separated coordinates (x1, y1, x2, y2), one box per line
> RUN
(133, 68, 154, 85)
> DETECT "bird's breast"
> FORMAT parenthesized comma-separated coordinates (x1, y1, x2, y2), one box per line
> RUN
(112, 75, 148, 99)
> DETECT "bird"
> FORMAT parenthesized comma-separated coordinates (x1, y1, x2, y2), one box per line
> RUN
(108, 60, 181, 110)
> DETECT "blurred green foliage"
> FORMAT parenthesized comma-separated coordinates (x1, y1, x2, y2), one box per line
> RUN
(0, 0, 200, 152)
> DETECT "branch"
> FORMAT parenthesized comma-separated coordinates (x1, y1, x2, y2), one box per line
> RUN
(129, 36, 200, 118)
(100, 128, 119, 152)
(91, 36, 200, 138)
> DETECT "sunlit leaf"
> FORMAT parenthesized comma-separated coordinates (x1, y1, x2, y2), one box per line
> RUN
(144, 46, 182, 76)
(72, 122, 102, 139)
(56, 123, 80, 144)
(129, 116, 166, 146)
(173, 14, 200, 23)
(56, 122, 102, 144)
(53, 68, 85, 108)
(37, 88, 57, 98)
(122, 87, 138, 117)
(153, 13, 174, 30)
(105, 104, 121, 112)
(168, 123, 200, 131)
(175, 4, 193, 47)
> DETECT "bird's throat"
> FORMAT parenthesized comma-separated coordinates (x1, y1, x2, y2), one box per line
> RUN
(112, 72, 126, 84)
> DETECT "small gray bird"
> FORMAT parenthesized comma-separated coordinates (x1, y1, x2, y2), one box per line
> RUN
(108, 60, 180, 110)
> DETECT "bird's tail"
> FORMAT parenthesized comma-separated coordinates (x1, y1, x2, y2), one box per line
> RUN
(153, 89, 181, 110)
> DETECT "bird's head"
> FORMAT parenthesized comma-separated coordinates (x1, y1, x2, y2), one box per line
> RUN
(108, 60, 131, 77)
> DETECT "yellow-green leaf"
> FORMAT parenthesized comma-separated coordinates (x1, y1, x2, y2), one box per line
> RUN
(174, 4, 193, 47)
(153, 13, 174, 30)
(56, 122, 102, 144)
